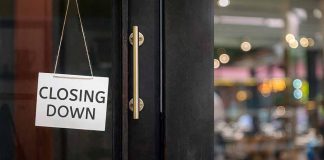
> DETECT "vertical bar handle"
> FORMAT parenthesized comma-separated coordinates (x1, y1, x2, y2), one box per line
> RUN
(129, 26, 144, 119)
(132, 26, 139, 119)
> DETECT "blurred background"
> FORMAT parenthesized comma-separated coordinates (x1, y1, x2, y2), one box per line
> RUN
(213, 0, 324, 160)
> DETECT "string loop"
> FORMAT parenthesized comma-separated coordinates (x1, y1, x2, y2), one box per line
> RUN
(53, 0, 93, 77)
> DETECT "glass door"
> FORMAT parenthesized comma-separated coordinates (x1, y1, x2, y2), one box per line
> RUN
(0, 0, 122, 159)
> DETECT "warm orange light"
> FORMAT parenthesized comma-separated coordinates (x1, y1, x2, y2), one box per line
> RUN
(236, 90, 248, 102)
(258, 80, 272, 97)
(306, 101, 316, 110)
(258, 78, 286, 96)
(271, 78, 286, 92)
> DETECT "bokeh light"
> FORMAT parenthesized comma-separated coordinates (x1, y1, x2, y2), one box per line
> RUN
(293, 79, 302, 89)
(219, 53, 230, 64)
(313, 8, 322, 19)
(218, 0, 230, 7)
(289, 39, 299, 48)
(258, 80, 272, 97)
(285, 34, 295, 43)
(240, 41, 252, 52)
(299, 37, 309, 48)
(293, 89, 303, 99)
(308, 38, 315, 47)
(236, 90, 248, 102)
(272, 78, 286, 92)
(214, 59, 220, 69)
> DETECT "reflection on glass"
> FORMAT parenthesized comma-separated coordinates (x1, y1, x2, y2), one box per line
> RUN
(0, 0, 114, 159)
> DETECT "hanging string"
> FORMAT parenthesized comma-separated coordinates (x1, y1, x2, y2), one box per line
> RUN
(53, 0, 93, 77)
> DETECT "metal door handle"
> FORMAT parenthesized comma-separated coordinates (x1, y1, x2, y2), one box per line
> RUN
(129, 26, 144, 119)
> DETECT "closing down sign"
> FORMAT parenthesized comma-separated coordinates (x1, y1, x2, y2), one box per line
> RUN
(35, 73, 109, 131)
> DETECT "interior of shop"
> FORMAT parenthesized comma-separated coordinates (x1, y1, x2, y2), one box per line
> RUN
(214, 0, 324, 159)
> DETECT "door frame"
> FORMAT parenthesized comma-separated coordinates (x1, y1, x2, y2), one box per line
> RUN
(120, 0, 214, 159)
(120, 0, 129, 159)
(121, 0, 163, 159)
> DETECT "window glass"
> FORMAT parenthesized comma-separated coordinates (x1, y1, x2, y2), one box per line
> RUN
(0, 0, 114, 159)
(214, 0, 324, 159)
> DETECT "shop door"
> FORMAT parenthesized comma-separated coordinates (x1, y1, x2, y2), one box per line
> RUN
(3, 0, 214, 159)
(0, 0, 162, 159)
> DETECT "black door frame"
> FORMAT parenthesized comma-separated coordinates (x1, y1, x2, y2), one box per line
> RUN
(121, 0, 163, 159)
(163, 0, 214, 159)
(119, 0, 214, 159)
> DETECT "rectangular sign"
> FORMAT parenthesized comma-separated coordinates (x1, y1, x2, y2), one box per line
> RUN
(35, 72, 109, 131)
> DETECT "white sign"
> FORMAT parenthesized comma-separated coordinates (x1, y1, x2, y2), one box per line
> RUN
(35, 72, 109, 131)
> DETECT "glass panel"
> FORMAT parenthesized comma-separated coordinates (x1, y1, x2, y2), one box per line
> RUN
(214, 0, 324, 159)
(0, 0, 115, 159)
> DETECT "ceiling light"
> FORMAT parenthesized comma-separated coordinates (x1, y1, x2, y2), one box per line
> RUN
(285, 33, 295, 43)
(313, 9, 322, 19)
(308, 38, 315, 47)
(299, 37, 309, 48)
(289, 39, 299, 49)
(218, 0, 230, 7)
(240, 41, 252, 52)
(214, 59, 220, 69)
(219, 54, 230, 64)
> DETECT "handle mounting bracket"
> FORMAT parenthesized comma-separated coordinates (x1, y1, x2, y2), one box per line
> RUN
(129, 98, 144, 112)
(129, 32, 144, 46)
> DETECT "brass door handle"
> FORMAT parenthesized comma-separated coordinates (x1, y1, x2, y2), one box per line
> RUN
(129, 26, 144, 119)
